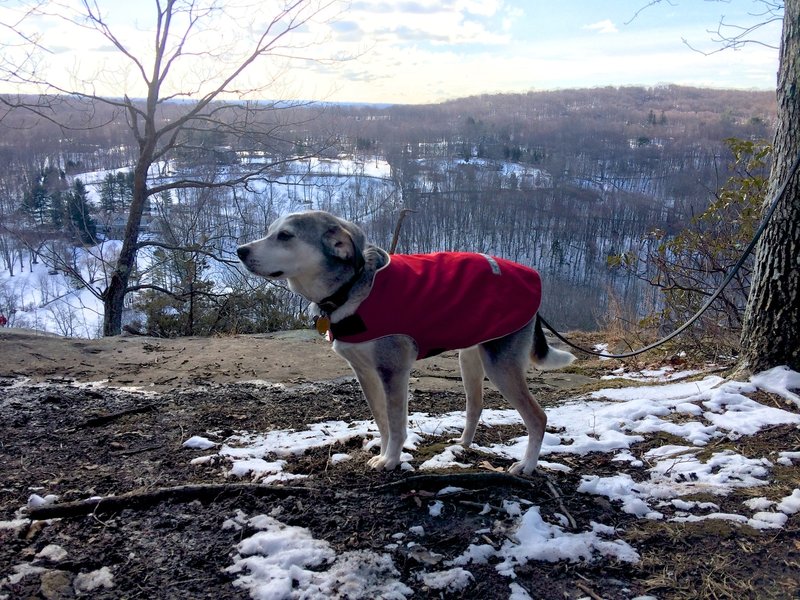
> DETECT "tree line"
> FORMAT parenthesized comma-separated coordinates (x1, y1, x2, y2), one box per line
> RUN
(0, 84, 776, 338)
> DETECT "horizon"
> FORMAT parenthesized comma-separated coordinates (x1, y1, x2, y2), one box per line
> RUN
(0, 1, 782, 105)
(0, 82, 776, 110)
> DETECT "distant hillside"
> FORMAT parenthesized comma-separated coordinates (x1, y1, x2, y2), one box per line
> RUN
(0, 86, 777, 334)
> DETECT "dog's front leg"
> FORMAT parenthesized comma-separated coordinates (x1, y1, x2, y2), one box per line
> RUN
(334, 337, 416, 470)
(349, 366, 391, 462)
(374, 360, 413, 470)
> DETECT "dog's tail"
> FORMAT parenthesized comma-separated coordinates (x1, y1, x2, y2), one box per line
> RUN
(531, 314, 577, 370)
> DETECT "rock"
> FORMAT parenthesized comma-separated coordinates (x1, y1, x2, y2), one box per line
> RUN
(39, 569, 73, 599)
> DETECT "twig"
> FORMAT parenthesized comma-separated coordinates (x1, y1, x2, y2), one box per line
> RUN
(27, 483, 311, 520)
(110, 444, 164, 457)
(457, 500, 503, 513)
(78, 403, 158, 428)
(388, 209, 416, 254)
(576, 581, 605, 600)
(544, 476, 577, 530)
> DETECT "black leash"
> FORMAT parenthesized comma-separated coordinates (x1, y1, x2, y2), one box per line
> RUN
(540, 150, 800, 360)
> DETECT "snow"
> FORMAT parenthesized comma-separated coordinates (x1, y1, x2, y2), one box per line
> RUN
(492, 507, 640, 572)
(777, 489, 800, 514)
(73, 567, 115, 594)
(419, 445, 471, 470)
(27, 494, 59, 509)
(182, 366, 800, 598)
(182, 435, 217, 450)
(226, 513, 412, 600)
(750, 366, 800, 408)
(5, 364, 799, 598)
(36, 544, 68, 562)
(428, 500, 444, 517)
(418, 567, 473, 592)
(602, 366, 704, 382)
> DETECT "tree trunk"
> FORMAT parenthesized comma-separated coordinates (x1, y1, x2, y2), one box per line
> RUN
(101, 156, 151, 336)
(739, 0, 800, 372)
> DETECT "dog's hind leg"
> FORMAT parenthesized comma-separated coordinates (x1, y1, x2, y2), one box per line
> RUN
(456, 346, 485, 447)
(479, 324, 547, 475)
(482, 358, 546, 475)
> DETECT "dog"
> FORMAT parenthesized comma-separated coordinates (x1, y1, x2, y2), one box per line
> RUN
(237, 211, 576, 475)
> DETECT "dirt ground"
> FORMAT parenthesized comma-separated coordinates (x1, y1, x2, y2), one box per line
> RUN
(0, 328, 798, 599)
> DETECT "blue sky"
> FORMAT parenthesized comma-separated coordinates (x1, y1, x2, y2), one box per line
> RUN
(321, 0, 782, 103)
(0, 0, 782, 104)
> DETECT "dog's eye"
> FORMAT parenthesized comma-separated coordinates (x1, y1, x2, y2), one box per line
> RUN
(276, 231, 294, 242)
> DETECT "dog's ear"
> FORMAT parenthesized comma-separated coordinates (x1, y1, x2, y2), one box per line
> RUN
(323, 220, 366, 269)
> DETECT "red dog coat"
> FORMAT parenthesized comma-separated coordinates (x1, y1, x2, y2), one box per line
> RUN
(329, 252, 541, 359)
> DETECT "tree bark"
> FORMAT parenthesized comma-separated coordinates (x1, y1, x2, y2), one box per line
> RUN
(102, 149, 153, 336)
(740, 0, 800, 372)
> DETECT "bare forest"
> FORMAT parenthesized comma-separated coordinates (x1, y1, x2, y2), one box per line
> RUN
(0, 85, 776, 338)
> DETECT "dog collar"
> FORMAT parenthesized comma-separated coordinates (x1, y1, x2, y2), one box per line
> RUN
(317, 268, 363, 316)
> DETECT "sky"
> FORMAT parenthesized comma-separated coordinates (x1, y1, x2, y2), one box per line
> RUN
(0, 0, 784, 104)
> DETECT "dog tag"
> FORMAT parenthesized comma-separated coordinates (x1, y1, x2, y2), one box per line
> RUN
(315, 316, 331, 335)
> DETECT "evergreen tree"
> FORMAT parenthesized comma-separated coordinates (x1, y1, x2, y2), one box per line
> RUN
(99, 172, 119, 212)
(66, 179, 97, 245)
(21, 182, 50, 226)
(117, 171, 134, 210)
(49, 190, 66, 230)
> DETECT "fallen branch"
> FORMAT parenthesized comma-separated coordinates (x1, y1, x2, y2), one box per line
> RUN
(78, 403, 158, 428)
(27, 483, 311, 520)
(110, 444, 164, 457)
(370, 471, 542, 493)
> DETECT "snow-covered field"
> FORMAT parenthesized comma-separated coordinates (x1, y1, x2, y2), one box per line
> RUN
(172, 367, 800, 600)
(0, 243, 116, 337)
(0, 156, 395, 337)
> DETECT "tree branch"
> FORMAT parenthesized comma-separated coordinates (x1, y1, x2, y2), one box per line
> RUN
(27, 483, 312, 520)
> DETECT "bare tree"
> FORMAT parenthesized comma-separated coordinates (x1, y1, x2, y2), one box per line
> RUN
(0, 0, 344, 335)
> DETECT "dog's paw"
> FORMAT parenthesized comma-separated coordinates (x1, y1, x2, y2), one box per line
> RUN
(509, 461, 537, 476)
(367, 455, 401, 470)
(367, 455, 385, 469)
(451, 435, 473, 448)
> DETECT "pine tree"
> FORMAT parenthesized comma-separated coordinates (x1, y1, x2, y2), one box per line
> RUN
(49, 191, 66, 230)
(66, 179, 98, 245)
(100, 172, 119, 212)
(117, 172, 133, 210)
(21, 182, 50, 226)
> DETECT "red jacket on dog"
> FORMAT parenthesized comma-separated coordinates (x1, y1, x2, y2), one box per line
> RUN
(329, 252, 542, 359)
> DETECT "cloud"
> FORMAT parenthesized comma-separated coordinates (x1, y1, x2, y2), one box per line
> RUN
(330, 20, 364, 42)
(345, 1, 509, 48)
(583, 19, 619, 34)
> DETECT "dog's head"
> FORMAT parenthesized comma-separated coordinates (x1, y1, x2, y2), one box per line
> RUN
(237, 211, 366, 297)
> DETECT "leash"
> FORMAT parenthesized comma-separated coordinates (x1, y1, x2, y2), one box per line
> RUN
(540, 150, 800, 360)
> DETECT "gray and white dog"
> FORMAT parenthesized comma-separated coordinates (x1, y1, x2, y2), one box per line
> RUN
(237, 211, 575, 475)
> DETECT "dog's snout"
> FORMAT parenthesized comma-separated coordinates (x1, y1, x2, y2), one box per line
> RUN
(236, 246, 250, 262)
